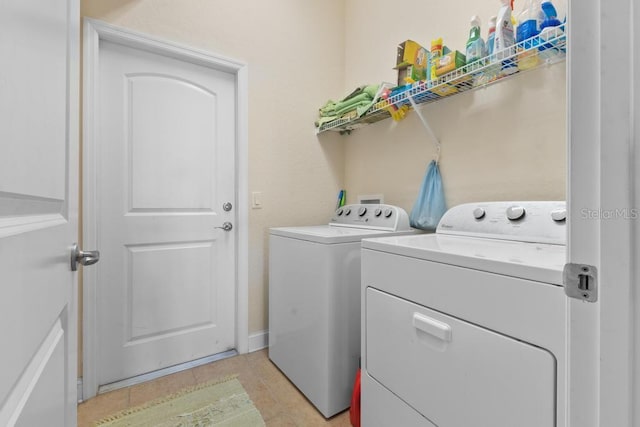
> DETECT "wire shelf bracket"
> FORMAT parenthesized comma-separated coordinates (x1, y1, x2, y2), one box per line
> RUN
(406, 92, 441, 164)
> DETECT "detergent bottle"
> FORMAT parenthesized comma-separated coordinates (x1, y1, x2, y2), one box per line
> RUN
(541, 0, 562, 28)
(487, 16, 497, 56)
(538, 0, 564, 60)
(483, 16, 500, 82)
(516, 0, 544, 69)
(465, 16, 487, 71)
(494, 0, 517, 75)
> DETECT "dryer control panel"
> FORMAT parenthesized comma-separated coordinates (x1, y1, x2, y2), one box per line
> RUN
(436, 201, 567, 245)
(330, 204, 411, 231)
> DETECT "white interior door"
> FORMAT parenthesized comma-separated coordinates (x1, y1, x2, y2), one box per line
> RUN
(91, 38, 237, 387)
(0, 0, 79, 426)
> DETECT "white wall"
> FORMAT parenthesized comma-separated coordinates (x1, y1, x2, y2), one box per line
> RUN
(81, 0, 347, 334)
(341, 0, 566, 212)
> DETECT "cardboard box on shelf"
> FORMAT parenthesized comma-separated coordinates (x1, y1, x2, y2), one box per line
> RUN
(433, 50, 466, 77)
(396, 40, 428, 68)
(395, 40, 428, 85)
(397, 66, 427, 86)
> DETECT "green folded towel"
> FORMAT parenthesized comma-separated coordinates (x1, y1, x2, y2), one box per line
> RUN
(333, 92, 370, 112)
(319, 100, 338, 117)
(316, 84, 383, 127)
(334, 99, 374, 117)
(361, 84, 379, 98)
(341, 85, 366, 102)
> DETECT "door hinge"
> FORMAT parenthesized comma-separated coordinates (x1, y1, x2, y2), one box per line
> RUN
(563, 263, 598, 302)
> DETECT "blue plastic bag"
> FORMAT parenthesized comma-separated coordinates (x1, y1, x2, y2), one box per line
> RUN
(409, 160, 447, 230)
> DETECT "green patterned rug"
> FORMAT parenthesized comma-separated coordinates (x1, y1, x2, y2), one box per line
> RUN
(95, 376, 265, 427)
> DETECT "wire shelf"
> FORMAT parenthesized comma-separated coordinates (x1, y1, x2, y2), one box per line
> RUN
(317, 23, 566, 135)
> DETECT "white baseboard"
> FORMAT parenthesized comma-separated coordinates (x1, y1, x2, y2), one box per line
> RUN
(248, 330, 268, 352)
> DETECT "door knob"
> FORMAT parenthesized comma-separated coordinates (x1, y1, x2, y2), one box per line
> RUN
(215, 222, 233, 231)
(71, 243, 100, 271)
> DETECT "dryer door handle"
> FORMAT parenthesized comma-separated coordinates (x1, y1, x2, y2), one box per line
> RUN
(413, 312, 452, 342)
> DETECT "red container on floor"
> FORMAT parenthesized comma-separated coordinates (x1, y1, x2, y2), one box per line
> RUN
(350, 368, 361, 427)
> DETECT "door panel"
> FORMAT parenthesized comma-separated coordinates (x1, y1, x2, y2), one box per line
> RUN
(95, 40, 236, 385)
(0, 0, 78, 425)
(14, 319, 67, 427)
(127, 242, 216, 341)
(0, 1, 68, 200)
(127, 74, 217, 211)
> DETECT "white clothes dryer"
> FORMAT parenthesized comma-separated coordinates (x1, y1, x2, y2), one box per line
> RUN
(269, 204, 419, 418)
(360, 201, 568, 427)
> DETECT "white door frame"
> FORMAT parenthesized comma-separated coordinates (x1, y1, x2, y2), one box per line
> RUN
(568, 0, 637, 426)
(82, 18, 249, 400)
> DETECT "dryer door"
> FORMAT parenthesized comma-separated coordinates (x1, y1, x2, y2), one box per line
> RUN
(365, 288, 556, 427)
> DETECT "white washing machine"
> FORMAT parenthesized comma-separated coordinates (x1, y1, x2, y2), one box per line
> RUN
(360, 201, 568, 427)
(269, 204, 419, 418)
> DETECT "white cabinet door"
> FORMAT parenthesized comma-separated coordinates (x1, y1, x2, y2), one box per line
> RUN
(0, 1, 79, 426)
(90, 38, 237, 387)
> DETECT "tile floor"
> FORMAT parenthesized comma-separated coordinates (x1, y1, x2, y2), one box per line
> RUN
(77, 349, 352, 427)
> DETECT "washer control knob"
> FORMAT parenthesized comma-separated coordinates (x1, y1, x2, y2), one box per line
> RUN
(551, 208, 567, 222)
(506, 205, 526, 221)
(344, 208, 352, 216)
(383, 208, 393, 218)
(374, 208, 382, 217)
(358, 207, 367, 217)
(336, 208, 344, 216)
(473, 208, 486, 220)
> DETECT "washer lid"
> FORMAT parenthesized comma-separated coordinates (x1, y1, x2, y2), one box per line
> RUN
(270, 225, 420, 244)
(362, 233, 566, 285)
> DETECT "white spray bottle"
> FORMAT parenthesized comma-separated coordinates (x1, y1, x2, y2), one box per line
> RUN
(494, 0, 518, 75)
